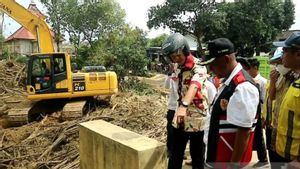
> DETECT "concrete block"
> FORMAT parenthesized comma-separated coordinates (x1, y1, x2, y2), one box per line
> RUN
(79, 120, 167, 169)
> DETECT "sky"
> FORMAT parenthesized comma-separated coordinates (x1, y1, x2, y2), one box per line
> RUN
(2, 0, 300, 39)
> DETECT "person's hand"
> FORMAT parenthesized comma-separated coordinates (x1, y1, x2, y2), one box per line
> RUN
(175, 106, 187, 127)
(287, 160, 300, 169)
(167, 63, 175, 75)
(269, 69, 280, 84)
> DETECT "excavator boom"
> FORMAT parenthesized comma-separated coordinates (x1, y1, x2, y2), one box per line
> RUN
(1, 1, 118, 126)
(0, 0, 55, 53)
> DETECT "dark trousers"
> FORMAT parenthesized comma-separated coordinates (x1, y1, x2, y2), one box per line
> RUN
(168, 128, 204, 169)
(166, 109, 175, 157)
(253, 116, 268, 162)
(268, 149, 292, 169)
(266, 127, 292, 169)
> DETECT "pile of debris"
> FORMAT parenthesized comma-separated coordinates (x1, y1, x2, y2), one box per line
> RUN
(0, 60, 27, 94)
(0, 92, 168, 168)
(0, 60, 27, 120)
(93, 92, 168, 142)
(0, 60, 169, 168)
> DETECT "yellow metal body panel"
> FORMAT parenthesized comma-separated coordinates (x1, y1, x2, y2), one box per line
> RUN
(0, 0, 55, 53)
(27, 57, 118, 100)
(56, 80, 68, 89)
(27, 89, 118, 100)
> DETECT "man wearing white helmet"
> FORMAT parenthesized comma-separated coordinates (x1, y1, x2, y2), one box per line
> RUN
(162, 33, 208, 169)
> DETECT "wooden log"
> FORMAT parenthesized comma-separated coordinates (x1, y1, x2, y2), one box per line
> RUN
(38, 133, 66, 160)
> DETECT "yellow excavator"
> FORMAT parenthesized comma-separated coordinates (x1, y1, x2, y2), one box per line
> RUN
(1, 0, 118, 124)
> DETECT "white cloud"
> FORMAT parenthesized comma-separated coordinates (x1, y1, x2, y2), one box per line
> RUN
(291, 0, 300, 30)
(116, 0, 170, 38)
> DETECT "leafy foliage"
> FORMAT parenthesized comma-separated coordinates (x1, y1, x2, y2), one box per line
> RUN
(15, 55, 28, 63)
(147, 0, 295, 56)
(41, 0, 126, 50)
(219, 0, 295, 56)
(147, 34, 168, 47)
(40, 0, 65, 51)
(75, 25, 149, 81)
(97, 26, 149, 81)
(120, 77, 155, 95)
(147, 0, 228, 52)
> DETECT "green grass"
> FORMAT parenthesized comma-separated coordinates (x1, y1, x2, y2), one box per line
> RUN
(257, 56, 270, 79)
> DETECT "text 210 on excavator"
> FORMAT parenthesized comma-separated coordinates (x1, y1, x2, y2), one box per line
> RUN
(0, 0, 118, 123)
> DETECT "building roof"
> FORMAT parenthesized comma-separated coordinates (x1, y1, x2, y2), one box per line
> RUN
(5, 27, 36, 42)
(28, 1, 46, 19)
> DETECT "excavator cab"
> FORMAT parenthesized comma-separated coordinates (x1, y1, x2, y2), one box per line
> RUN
(27, 53, 69, 96)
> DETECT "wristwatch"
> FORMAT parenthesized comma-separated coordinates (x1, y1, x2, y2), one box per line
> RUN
(180, 100, 189, 108)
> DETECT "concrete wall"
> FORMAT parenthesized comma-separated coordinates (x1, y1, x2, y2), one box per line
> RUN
(79, 120, 167, 169)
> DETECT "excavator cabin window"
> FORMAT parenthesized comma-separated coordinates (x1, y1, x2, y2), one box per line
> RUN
(54, 57, 66, 74)
(28, 54, 68, 94)
(31, 58, 52, 90)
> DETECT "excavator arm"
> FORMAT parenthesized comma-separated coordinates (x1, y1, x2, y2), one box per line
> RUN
(0, 0, 55, 53)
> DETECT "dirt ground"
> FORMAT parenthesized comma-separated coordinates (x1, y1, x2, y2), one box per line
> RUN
(0, 61, 268, 169)
(0, 60, 169, 168)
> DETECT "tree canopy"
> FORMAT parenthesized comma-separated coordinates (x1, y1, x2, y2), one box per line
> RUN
(147, 0, 295, 56)
(41, 0, 126, 51)
(41, 0, 149, 81)
(219, 0, 295, 56)
(147, 0, 227, 52)
(147, 34, 168, 47)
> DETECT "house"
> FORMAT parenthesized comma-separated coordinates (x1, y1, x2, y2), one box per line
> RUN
(276, 30, 300, 41)
(4, 1, 62, 55)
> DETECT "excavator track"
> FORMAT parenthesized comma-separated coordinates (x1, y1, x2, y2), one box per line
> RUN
(5, 97, 97, 126)
(61, 100, 87, 120)
(7, 108, 31, 125)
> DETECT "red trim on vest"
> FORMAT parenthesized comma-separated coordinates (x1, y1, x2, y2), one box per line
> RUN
(216, 109, 255, 165)
(184, 54, 195, 70)
(233, 70, 246, 85)
(215, 131, 255, 166)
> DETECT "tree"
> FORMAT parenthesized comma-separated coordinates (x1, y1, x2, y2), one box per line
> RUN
(77, 0, 126, 44)
(281, 0, 295, 31)
(219, 0, 295, 56)
(147, 34, 168, 47)
(147, 0, 228, 53)
(147, 0, 295, 56)
(41, 0, 126, 52)
(41, 0, 65, 51)
(89, 25, 149, 81)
